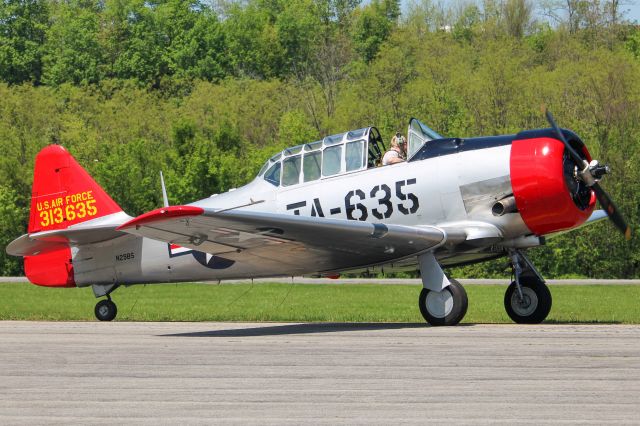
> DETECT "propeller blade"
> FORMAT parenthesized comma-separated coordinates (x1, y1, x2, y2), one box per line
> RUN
(545, 109, 631, 240)
(592, 183, 632, 240)
(545, 110, 587, 167)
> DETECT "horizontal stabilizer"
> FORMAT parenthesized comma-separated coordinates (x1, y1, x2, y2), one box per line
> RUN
(6, 234, 68, 257)
(7, 212, 132, 257)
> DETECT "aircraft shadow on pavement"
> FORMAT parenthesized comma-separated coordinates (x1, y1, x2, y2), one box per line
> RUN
(543, 319, 622, 325)
(160, 321, 624, 337)
(162, 322, 473, 337)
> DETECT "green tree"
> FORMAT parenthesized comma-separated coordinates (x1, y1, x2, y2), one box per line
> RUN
(351, 0, 400, 62)
(157, 0, 228, 82)
(275, 0, 319, 76)
(503, 0, 533, 38)
(0, 186, 27, 275)
(0, 0, 48, 85)
(42, 0, 104, 86)
(452, 3, 481, 42)
(104, 0, 165, 86)
(223, 1, 284, 78)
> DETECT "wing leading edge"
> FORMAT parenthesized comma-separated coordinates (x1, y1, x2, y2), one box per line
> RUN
(117, 205, 446, 274)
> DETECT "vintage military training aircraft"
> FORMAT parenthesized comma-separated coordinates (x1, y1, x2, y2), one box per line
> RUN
(6, 112, 630, 325)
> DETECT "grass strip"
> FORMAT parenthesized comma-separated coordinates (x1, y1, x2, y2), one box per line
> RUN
(0, 282, 638, 323)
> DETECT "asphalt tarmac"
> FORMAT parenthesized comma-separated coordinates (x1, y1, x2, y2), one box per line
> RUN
(1, 322, 639, 425)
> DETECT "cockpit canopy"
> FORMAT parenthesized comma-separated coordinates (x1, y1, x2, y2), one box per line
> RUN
(258, 127, 386, 187)
(257, 119, 443, 187)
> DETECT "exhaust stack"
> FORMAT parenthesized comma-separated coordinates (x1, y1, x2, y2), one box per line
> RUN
(492, 196, 517, 216)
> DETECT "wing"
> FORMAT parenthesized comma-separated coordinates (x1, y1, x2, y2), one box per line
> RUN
(116, 206, 445, 274)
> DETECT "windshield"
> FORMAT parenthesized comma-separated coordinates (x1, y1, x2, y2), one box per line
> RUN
(407, 118, 444, 159)
(411, 118, 443, 140)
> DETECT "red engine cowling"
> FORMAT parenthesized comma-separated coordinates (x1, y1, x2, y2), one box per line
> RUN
(510, 136, 596, 235)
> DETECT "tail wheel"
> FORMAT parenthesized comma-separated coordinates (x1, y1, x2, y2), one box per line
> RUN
(504, 278, 552, 324)
(95, 299, 117, 321)
(419, 279, 468, 326)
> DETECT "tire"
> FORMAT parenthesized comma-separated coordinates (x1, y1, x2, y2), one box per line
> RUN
(95, 299, 117, 321)
(504, 278, 552, 324)
(418, 279, 468, 326)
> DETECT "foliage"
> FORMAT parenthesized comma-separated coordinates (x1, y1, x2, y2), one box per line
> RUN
(0, 0, 48, 85)
(0, 0, 638, 278)
(0, 188, 26, 274)
(42, 0, 104, 86)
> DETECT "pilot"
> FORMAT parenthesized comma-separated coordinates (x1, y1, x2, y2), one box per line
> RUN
(382, 133, 406, 165)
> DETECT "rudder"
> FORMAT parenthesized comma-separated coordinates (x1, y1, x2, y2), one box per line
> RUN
(28, 145, 123, 233)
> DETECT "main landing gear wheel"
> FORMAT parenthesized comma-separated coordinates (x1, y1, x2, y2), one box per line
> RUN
(419, 279, 468, 326)
(95, 299, 117, 321)
(504, 278, 552, 324)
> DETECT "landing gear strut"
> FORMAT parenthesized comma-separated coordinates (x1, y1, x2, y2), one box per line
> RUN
(92, 284, 119, 321)
(504, 250, 552, 324)
(417, 252, 468, 326)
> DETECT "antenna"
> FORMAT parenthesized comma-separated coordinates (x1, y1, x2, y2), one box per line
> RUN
(160, 171, 169, 207)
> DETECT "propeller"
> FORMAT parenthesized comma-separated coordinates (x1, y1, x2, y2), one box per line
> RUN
(545, 110, 631, 240)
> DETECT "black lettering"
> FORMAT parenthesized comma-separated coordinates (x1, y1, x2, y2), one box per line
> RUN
(345, 189, 368, 221)
(370, 184, 393, 219)
(286, 201, 307, 216)
(396, 179, 419, 215)
(311, 198, 325, 217)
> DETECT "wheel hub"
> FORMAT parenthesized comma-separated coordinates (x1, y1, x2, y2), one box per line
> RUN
(511, 287, 538, 317)
(98, 305, 109, 316)
(425, 289, 454, 318)
(518, 294, 531, 308)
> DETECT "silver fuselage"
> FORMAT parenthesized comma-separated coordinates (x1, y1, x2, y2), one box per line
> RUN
(71, 143, 527, 287)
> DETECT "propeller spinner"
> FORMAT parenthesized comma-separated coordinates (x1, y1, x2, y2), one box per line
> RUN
(545, 110, 631, 240)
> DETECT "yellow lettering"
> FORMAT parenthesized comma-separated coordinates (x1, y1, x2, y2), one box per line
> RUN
(86, 199, 97, 216)
(65, 204, 76, 221)
(86, 190, 93, 200)
(76, 202, 86, 219)
(39, 211, 50, 227)
(53, 208, 63, 224)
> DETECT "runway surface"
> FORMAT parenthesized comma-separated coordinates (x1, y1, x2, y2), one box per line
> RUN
(1, 322, 639, 425)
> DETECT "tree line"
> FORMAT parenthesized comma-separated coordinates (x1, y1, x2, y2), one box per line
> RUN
(0, 0, 638, 278)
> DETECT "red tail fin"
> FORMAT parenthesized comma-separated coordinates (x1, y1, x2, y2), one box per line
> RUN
(25, 145, 123, 287)
(28, 145, 122, 233)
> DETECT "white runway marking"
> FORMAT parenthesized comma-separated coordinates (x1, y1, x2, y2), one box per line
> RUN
(1, 322, 639, 424)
